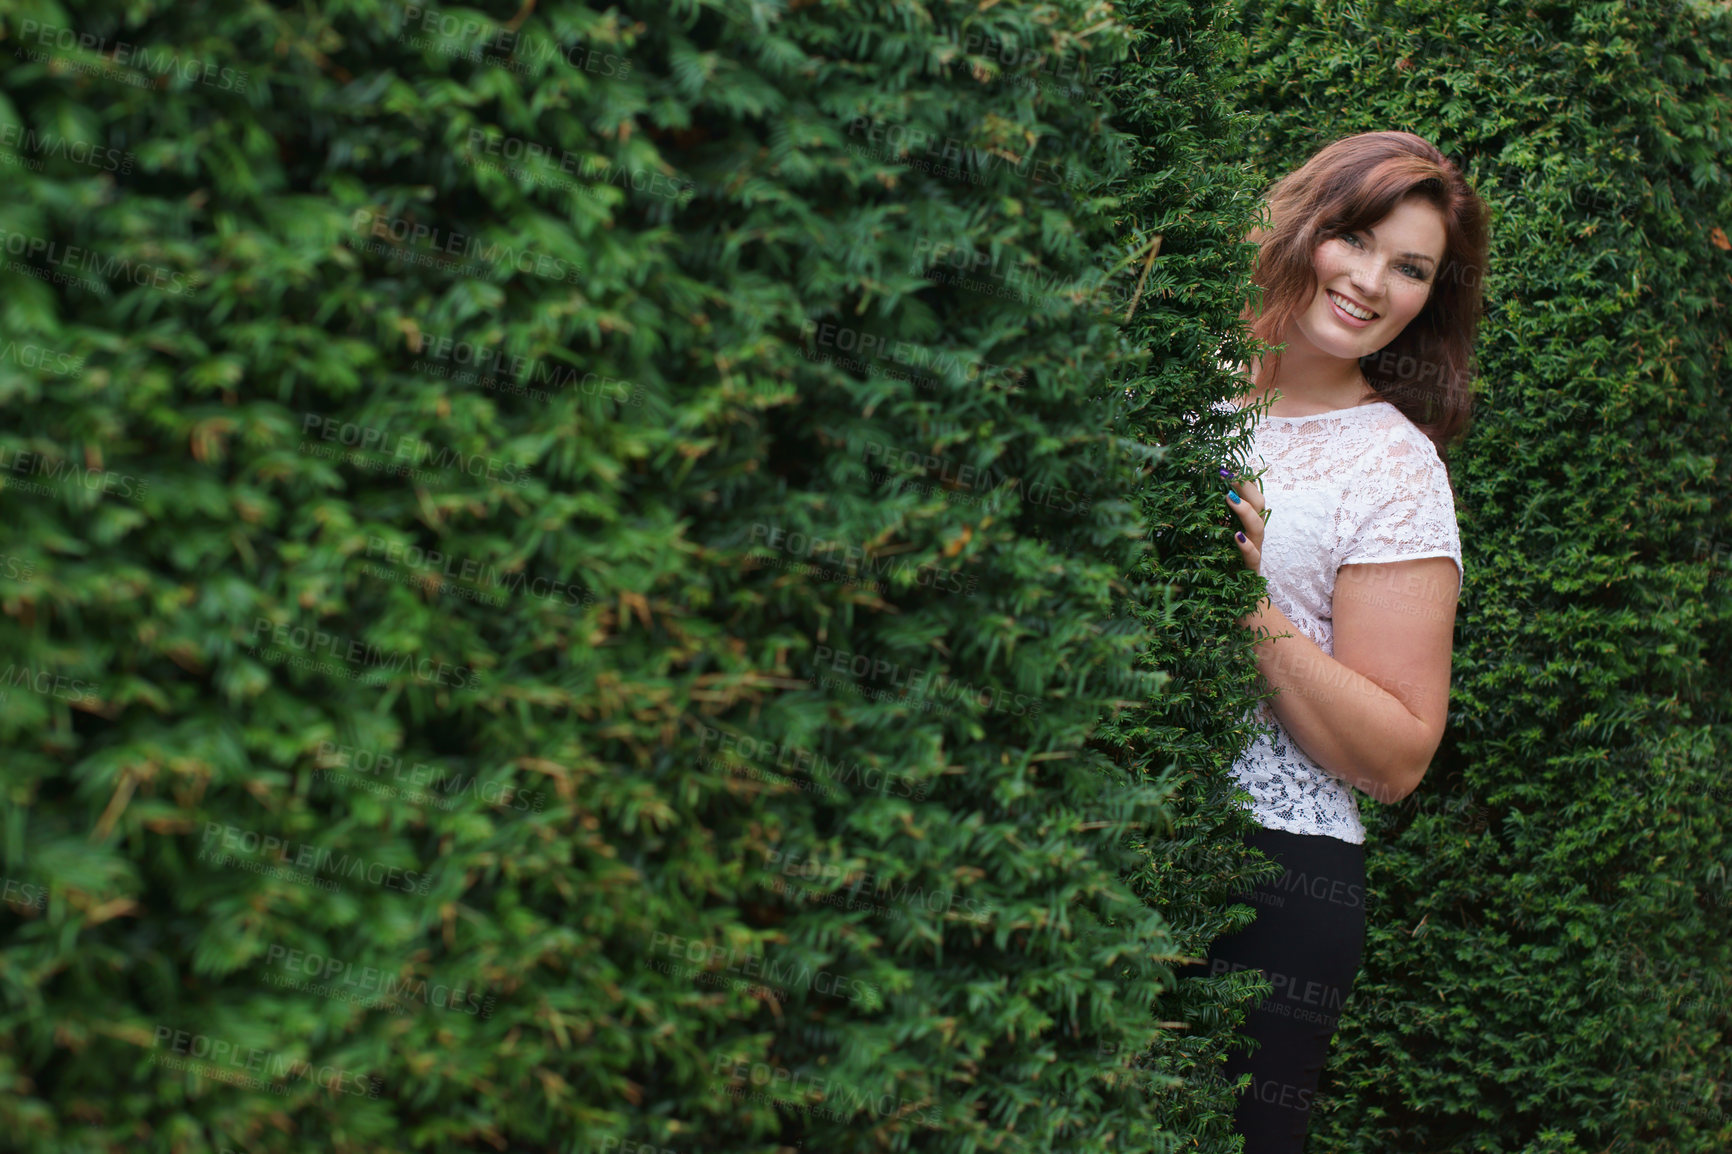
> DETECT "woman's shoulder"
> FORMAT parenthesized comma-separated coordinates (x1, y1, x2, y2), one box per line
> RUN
(1344, 403, 1454, 499)
(1365, 402, 1445, 461)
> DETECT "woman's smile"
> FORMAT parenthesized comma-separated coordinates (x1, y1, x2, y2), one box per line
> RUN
(1326, 289, 1378, 325)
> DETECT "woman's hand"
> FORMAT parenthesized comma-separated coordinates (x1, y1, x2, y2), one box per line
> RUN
(1221, 466, 1267, 574)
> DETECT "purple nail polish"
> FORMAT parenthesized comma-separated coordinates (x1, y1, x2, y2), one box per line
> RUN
(1236, 531, 1247, 543)
(1219, 466, 1233, 478)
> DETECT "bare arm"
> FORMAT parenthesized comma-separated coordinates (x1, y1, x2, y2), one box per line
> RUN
(1237, 558, 1457, 803)
(1227, 474, 1458, 804)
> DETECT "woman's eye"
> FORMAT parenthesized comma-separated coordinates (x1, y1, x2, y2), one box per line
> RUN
(1399, 265, 1429, 280)
(1340, 232, 1363, 247)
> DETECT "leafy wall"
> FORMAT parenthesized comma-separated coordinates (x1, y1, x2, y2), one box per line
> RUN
(0, 1, 1271, 1151)
(5, 1, 1724, 1151)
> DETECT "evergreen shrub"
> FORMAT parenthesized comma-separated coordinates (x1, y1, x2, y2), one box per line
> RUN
(0, 1, 1270, 1152)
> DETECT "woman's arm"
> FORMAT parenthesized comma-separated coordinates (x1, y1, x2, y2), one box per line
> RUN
(1237, 557, 1457, 804)
(1226, 472, 1459, 803)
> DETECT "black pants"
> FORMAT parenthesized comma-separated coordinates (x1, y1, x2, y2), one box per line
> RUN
(1181, 825, 1367, 1153)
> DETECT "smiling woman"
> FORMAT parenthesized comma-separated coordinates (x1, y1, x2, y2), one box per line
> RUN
(1241, 132, 1487, 446)
(1182, 131, 1489, 1154)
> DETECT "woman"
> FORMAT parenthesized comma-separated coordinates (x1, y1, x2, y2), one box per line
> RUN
(1189, 131, 1489, 1151)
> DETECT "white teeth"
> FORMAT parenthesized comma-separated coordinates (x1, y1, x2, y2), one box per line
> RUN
(1330, 292, 1375, 320)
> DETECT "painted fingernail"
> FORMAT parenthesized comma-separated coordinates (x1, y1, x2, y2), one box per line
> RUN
(1227, 489, 1241, 504)
(1219, 467, 1233, 478)
(1236, 531, 1247, 543)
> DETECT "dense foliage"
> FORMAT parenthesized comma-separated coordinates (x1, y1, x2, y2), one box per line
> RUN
(4, 1, 1726, 1151)
(0, 0, 1270, 1151)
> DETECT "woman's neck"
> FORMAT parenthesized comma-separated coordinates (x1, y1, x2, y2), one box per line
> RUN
(1242, 348, 1379, 416)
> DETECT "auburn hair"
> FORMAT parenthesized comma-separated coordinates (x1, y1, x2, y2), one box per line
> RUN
(1246, 131, 1489, 456)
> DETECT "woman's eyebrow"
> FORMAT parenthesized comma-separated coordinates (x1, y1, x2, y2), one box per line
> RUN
(1362, 227, 1439, 265)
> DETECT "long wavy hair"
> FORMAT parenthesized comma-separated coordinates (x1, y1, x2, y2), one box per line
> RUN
(1246, 131, 1489, 456)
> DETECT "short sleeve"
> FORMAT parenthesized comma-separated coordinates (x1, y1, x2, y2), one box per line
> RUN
(1339, 431, 1464, 588)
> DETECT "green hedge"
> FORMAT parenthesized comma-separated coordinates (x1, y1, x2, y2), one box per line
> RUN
(1090, 1, 1283, 1147)
(9, 1, 1722, 1150)
(0, 0, 1274, 1151)
(1227, 1, 1732, 1150)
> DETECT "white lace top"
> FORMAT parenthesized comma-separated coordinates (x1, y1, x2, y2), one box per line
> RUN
(1213, 398, 1464, 845)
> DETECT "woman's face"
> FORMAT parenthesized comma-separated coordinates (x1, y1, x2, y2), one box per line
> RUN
(1292, 196, 1448, 363)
